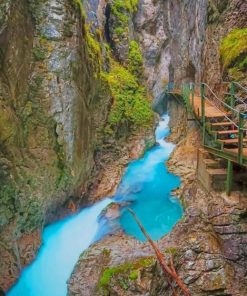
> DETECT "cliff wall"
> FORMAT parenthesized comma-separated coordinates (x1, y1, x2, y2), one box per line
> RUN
(0, 0, 153, 290)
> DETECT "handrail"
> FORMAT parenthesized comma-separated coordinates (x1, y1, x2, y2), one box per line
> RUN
(204, 95, 239, 129)
(224, 81, 247, 107)
(223, 81, 247, 92)
(165, 81, 247, 167)
(224, 92, 247, 106)
(202, 83, 241, 114)
(203, 83, 247, 131)
(233, 81, 247, 93)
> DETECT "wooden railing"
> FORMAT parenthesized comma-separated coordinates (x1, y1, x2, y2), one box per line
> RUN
(166, 82, 247, 167)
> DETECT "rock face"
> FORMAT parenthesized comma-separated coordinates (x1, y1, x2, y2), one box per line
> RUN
(68, 98, 247, 296)
(134, 0, 207, 96)
(1, 0, 246, 294)
(203, 0, 247, 89)
(0, 0, 110, 290)
(135, 0, 247, 96)
(0, 0, 154, 291)
(68, 183, 247, 295)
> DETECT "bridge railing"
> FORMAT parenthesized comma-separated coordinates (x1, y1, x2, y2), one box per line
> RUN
(223, 81, 247, 108)
(201, 83, 247, 165)
(165, 82, 247, 166)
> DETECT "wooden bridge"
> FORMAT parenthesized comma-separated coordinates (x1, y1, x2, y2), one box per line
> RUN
(166, 82, 247, 195)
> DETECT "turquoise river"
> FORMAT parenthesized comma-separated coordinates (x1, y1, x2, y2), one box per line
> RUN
(8, 114, 183, 296)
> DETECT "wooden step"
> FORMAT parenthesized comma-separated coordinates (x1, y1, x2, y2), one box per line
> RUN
(207, 168, 227, 176)
(224, 148, 247, 158)
(217, 130, 239, 135)
(211, 122, 233, 127)
(203, 159, 220, 169)
(206, 112, 229, 119)
(219, 138, 247, 144)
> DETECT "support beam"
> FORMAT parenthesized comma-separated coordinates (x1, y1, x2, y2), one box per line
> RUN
(226, 160, 233, 196)
(238, 113, 244, 165)
(230, 81, 235, 108)
(200, 83, 206, 145)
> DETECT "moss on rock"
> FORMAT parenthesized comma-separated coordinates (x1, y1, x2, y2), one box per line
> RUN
(220, 28, 247, 80)
(98, 257, 154, 294)
(128, 40, 144, 78)
(101, 59, 153, 134)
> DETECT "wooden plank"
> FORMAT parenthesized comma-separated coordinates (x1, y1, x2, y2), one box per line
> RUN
(190, 95, 228, 119)
(212, 122, 233, 127)
(207, 168, 227, 175)
(224, 148, 247, 158)
(217, 130, 239, 135)
(219, 138, 247, 144)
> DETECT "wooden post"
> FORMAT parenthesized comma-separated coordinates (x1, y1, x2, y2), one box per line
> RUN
(238, 113, 244, 165)
(226, 160, 233, 196)
(191, 83, 195, 114)
(230, 82, 235, 108)
(200, 83, 206, 145)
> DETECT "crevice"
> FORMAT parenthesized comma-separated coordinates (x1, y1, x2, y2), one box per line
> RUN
(104, 4, 112, 45)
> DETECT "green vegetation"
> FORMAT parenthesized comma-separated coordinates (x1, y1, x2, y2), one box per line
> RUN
(128, 40, 144, 77)
(33, 47, 46, 61)
(71, 0, 85, 18)
(98, 257, 154, 293)
(111, 0, 139, 37)
(85, 25, 102, 71)
(129, 270, 138, 280)
(220, 28, 247, 80)
(220, 28, 247, 68)
(164, 247, 178, 255)
(0, 183, 17, 226)
(17, 199, 44, 233)
(101, 60, 152, 133)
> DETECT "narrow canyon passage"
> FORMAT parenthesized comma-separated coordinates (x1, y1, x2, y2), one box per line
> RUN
(8, 114, 183, 296)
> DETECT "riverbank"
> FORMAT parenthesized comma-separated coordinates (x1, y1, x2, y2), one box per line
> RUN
(1, 128, 155, 293)
(8, 114, 183, 296)
(67, 101, 247, 296)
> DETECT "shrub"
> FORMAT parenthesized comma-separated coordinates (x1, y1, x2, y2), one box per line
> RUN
(33, 47, 46, 61)
(220, 28, 247, 68)
(102, 60, 152, 132)
(128, 40, 144, 77)
(111, 0, 139, 36)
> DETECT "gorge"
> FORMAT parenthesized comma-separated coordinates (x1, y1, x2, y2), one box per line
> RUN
(8, 114, 183, 296)
(0, 0, 247, 295)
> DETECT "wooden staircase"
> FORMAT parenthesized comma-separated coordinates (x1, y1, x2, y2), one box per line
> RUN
(166, 81, 247, 195)
(198, 149, 227, 192)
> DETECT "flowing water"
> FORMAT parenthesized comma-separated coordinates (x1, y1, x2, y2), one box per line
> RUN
(8, 114, 183, 296)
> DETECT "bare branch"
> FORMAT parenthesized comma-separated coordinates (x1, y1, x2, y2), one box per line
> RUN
(127, 208, 191, 296)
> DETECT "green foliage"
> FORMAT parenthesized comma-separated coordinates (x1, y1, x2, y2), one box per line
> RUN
(164, 247, 178, 255)
(129, 270, 138, 280)
(85, 25, 102, 67)
(111, 0, 139, 36)
(0, 183, 17, 226)
(101, 60, 152, 133)
(111, 0, 139, 15)
(71, 0, 85, 19)
(128, 40, 143, 77)
(33, 47, 46, 61)
(98, 257, 154, 292)
(17, 199, 44, 233)
(220, 28, 247, 68)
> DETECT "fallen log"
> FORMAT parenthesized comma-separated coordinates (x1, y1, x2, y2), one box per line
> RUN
(128, 208, 191, 296)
